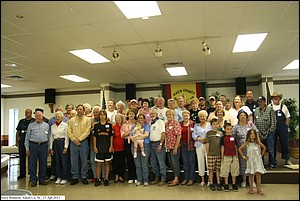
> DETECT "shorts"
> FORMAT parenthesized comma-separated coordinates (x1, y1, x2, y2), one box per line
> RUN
(95, 152, 113, 162)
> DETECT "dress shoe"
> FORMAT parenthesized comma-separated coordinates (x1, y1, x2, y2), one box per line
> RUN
(31, 182, 37, 187)
(17, 175, 26, 180)
(70, 179, 79, 185)
(168, 181, 179, 187)
(39, 181, 48, 185)
(82, 179, 89, 185)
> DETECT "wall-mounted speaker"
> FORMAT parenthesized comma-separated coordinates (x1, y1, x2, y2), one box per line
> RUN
(235, 77, 246, 95)
(45, 88, 56, 104)
(126, 84, 136, 100)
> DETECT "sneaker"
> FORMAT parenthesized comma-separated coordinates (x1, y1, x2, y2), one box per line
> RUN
(269, 164, 276, 169)
(232, 184, 238, 192)
(82, 179, 88, 185)
(136, 181, 141, 186)
(285, 160, 293, 165)
(158, 180, 166, 186)
(70, 179, 79, 185)
(200, 182, 205, 187)
(134, 180, 138, 183)
(217, 183, 222, 191)
(104, 179, 109, 186)
(60, 179, 67, 185)
(141, 152, 146, 157)
(128, 180, 134, 184)
(49, 175, 56, 180)
(223, 184, 229, 192)
(144, 182, 149, 186)
(207, 182, 211, 187)
(252, 181, 256, 188)
(55, 178, 61, 184)
(209, 184, 216, 191)
(241, 181, 246, 188)
(133, 153, 137, 158)
(151, 177, 159, 185)
(94, 179, 101, 187)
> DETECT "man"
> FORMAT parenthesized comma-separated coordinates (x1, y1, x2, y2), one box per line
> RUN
(149, 109, 167, 186)
(15, 109, 34, 180)
(219, 95, 227, 107)
(198, 97, 207, 111)
(156, 97, 168, 123)
(206, 96, 217, 115)
(245, 89, 259, 114)
(254, 96, 277, 169)
(269, 92, 293, 165)
(25, 110, 50, 187)
(67, 104, 91, 185)
(174, 96, 186, 122)
(167, 98, 176, 110)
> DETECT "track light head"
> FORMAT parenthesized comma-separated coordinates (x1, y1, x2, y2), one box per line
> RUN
(202, 41, 211, 56)
(112, 48, 120, 61)
(154, 43, 162, 57)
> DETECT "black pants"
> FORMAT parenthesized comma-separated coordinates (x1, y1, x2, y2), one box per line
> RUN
(112, 151, 125, 178)
(124, 141, 137, 180)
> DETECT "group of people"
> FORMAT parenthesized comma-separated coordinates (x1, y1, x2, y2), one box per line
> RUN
(15, 90, 293, 195)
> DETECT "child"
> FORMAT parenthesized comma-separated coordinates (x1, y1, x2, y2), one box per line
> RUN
(93, 110, 114, 187)
(132, 121, 146, 158)
(238, 129, 266, 195)
(220, 122, 239, 192)
(205, 118, 223, 191)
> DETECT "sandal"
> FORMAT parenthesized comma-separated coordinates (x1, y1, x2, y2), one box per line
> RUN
(181, 180, 188, 185)
(257, 189, 264, 195)
(249, 189, 254, 194)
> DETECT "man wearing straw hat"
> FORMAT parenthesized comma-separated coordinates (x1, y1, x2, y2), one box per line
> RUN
(269, 92, 293, 165)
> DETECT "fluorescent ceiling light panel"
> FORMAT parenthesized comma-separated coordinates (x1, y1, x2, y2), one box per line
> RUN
(1, 84, 12, 88)
(114, 1, 161, 19)
(69, 49, 110, 64)
(233, 33, 268, 53)
(60, 75, 90, 82)
(166, 67, 187, 76)
(283, 59, 299, 70)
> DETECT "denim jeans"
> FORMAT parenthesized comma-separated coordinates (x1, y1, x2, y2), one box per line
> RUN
(132, 143, 150, 183)
(181, 142, 196, 181)
(29, 142, 48, 183)
(150, 142, 167, 181)
(53, 139, 68, 180)
(261, 131, 276, 166)
(167, 147, 181, 177)
(70, 139, 89, 179)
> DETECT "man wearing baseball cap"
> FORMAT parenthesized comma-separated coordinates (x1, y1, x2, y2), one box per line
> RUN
(254, 96, 277, 169)
(269, 92, 293, 165)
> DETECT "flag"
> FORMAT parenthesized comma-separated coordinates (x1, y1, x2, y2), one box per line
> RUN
(102, 89, 106, 109)
(266, 78, 271, 105)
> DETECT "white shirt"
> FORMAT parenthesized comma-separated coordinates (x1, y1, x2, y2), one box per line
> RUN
(269, 102, 290, 118)
(150, 119, 165, 142)
(229, 106, 252, 122)
(156, 107, 168, 123)
(106, 110, 117, 125)
(50, 121, 69, 149)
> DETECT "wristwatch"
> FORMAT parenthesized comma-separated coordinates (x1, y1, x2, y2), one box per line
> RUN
(159, 143, 163, 146)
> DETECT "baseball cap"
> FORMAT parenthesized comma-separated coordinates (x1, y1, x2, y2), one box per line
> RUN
(130, 99, 138, 103)
(209, 96, 216, 101)
(257, 96, 266, 102)
(199, 97, 205, 101)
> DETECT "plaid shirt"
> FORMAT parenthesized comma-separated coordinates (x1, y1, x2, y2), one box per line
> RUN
(254, 105, 276, 139)
(180, 120, 195, 151)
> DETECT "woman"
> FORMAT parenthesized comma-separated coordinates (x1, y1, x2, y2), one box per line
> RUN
(229, 95, 253, 124)
(49, 111, 69, 185)
(207, 101, 236, 125)
(64, 104, 74, 119)
(192, 110, 211, 187)
(138, 98, 151, 124)
(232, 109, 259, 188)
(112, 113, 125, 183)
(121, 109, 137, 183)
(180, 110, 195, 186)
(215, 108, 227, 130)
(165, 109, 182, 187)
(130, 113, 151, 186)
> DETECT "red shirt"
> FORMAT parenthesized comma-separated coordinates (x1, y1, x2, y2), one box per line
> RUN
(181, 126, 188, 143)
(113, 124, 124, 151)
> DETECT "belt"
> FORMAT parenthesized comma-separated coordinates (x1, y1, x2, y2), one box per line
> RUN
(150, 140, 160, 143)
(29, 140, 48, 145)
(54, 138, 65, 140)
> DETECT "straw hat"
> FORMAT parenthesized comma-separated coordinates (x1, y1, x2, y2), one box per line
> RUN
(270, 92, 283, 99)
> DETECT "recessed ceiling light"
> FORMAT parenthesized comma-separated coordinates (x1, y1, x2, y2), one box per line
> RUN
(1, 84, 12, 88)
(69, 49, 110, 64)
(5, 63, 17, 67)
(282, 59, 299, 70)
(166, 67, 187, 76)
(60, 75, 90, 82)
(233, 33, 268, 53)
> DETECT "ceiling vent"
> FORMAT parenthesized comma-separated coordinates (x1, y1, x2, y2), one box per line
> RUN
(6, 75, 26, 80)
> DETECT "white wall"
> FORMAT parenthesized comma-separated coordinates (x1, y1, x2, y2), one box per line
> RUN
(274, 84, 299, 109)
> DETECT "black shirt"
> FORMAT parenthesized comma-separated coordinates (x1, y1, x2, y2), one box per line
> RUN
(16, 118, 34, 138)
(93, 121, 114, 153)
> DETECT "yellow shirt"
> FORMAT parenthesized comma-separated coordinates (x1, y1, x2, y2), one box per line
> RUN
(67, 115, 91, 142)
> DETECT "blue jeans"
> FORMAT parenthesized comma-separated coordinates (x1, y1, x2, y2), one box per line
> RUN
(53, 139, 68, 180)
(181, 142, 196, 181)
(167, 148, 181, 177)
(261, 131, 276, 166)
(150, 142, 167, 181)
(70, 139, 89, 179)
(28, 142, 48, 183)
(132, 143, 150, 183)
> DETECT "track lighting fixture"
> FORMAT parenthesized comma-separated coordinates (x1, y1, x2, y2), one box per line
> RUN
(154, 43, 162, 57)
(112, 46, 120, 61)
(202, 40, 211, 56)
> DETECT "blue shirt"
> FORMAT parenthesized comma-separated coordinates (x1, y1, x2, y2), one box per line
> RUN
(192, 122, 212, 147)
(25, 121, 50, 150)
(131, 123, 151, 144)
